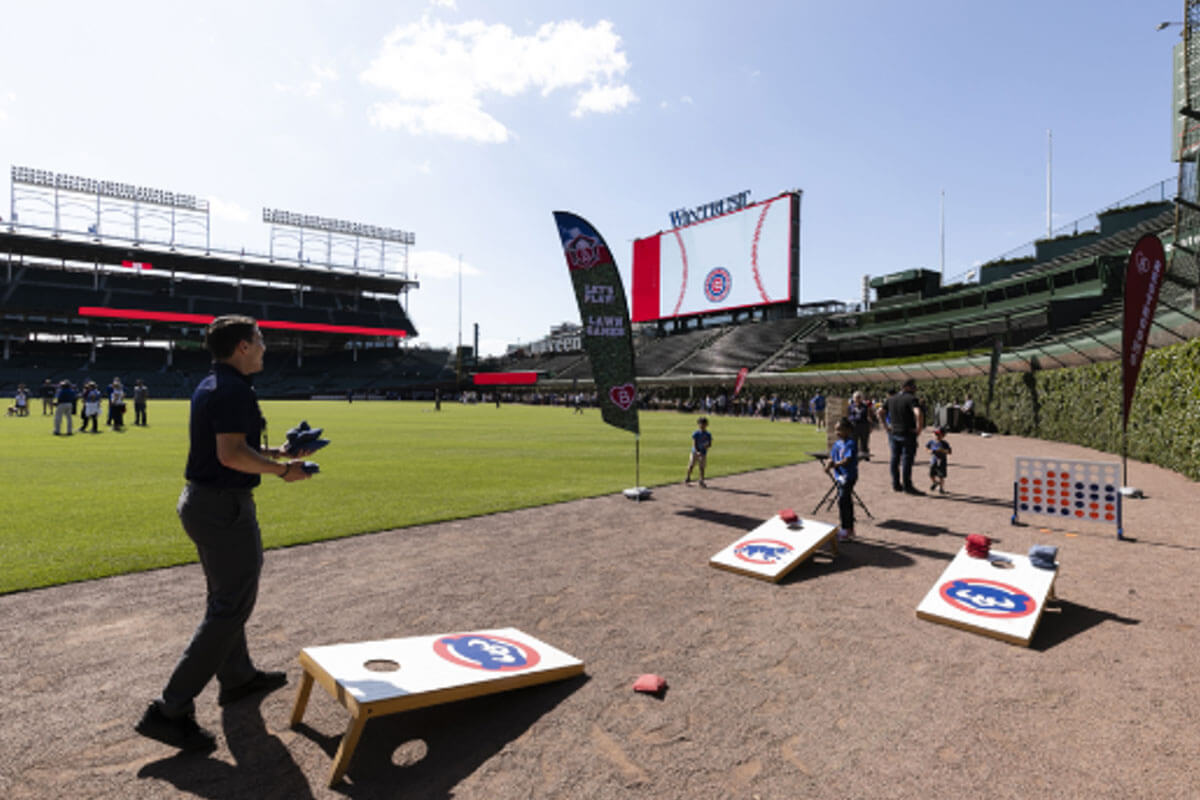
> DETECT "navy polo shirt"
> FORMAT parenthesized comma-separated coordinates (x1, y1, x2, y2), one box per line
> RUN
(886, 390, 921, 436)
(184, 362, 265, 489)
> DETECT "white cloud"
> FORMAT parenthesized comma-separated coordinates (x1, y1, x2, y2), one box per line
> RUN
(571, 83, 636, 118)
(369, 99, 509, 143)
(410, 250, 482, 280)
(680, 95, 693, 105)
(0, 91, 15, 123)
(361, 17, 634, 142)
(207, 196, 251, 224)
(430, 0, 456, 8)
(275, 60, 339, 98)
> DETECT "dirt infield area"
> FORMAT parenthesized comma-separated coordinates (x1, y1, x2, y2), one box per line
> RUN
(2, 431, 1198, 799)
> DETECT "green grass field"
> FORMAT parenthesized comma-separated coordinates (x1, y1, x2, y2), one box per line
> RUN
(0, 401, 824, 594)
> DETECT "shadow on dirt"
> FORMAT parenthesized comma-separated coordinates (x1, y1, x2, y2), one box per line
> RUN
(777, 540, 918, 585)
(138, 693, 314, 799)
(1032, 600, 1139, 652)
(928, 492, 1013, 509)
(675, 507, 764, 531)
(701, 485, 774, 497)
(138, 674, 588, 798)
(302, 673, 588, 797)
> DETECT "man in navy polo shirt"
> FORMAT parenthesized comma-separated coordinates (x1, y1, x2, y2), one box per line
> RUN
(137, 315, 313, 752)
(885, 378, 925, 495)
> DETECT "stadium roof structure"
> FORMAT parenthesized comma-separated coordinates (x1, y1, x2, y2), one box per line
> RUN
(0, 226, 419, 349)
(0, 228, 417, 295)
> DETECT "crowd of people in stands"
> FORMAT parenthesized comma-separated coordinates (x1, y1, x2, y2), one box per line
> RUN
(15, 376, 152, 435)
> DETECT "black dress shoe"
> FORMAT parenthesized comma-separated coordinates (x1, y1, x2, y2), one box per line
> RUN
(218, 670, 288, 706)
(135, 703, 217, 752)
(903, 486, 926, 496)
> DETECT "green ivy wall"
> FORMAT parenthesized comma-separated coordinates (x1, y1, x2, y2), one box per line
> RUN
(673, 338, 1200, 481)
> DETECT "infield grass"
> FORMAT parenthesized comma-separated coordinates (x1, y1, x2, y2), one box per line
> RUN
(0, 400, 825, 594)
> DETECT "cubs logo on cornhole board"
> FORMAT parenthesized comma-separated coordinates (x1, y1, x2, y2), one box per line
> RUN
(710, 515, 837, 582)
(1012, 457, 1122, 538)
(916, 547, 1059, 647)
(290, 628, 583, 786)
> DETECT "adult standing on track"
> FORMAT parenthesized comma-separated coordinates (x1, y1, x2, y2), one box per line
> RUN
(136, 315, 314, 752)
(885, 378, 924, 495)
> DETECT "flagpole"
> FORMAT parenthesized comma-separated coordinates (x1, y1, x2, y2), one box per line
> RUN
(635, 435, 641, 502)
(1121, 323, 1128, 489)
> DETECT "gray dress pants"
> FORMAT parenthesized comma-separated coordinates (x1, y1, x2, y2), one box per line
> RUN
(158, 483, 262, 718)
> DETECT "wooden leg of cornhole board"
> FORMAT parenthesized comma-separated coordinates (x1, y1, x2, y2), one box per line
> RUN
(328, 709, 369, 787)
(289, 669, 314, 727)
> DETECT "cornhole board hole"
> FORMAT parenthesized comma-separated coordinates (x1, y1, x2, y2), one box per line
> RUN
(709, 515, 838, 582)
(916, 546, 1059, 647)
(290, 628, 584, 786)
(1012, 457, 1123, 539)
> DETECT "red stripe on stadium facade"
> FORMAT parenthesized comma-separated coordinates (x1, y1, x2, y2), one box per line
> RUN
(76, 306, 408, 338)
(473, 372, 538, 386)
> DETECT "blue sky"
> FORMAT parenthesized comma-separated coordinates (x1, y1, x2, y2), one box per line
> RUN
(0, 0, 1182, 354)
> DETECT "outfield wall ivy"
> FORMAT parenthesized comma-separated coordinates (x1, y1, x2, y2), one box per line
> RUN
(655, 337, 1200, 481)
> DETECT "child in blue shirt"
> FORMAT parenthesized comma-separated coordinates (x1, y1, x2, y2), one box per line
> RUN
(685, 416, 712, 487)
(926, 427, 952, 493)
(826, 417, 858, 540)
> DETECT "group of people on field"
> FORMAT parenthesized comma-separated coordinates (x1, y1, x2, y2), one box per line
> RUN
(41, 376, 149, 435)
(686, 380, 971, 544)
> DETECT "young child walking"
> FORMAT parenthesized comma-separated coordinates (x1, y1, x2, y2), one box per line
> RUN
(826, 417, 858, 541)
(685, 416, 712, 487)
(926, 426, 952, 493)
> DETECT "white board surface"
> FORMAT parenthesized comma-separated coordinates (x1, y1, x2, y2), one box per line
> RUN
(1014, 456, 1120, 527)
(709, 515, 837, 582)
(916, 547, 1058, 647)
(302, 627, 582, 704)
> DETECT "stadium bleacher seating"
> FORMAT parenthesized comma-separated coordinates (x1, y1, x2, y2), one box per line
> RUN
(672, 318, 812, 375)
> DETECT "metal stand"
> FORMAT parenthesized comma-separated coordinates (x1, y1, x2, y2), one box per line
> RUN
(810, 453, 873, 519)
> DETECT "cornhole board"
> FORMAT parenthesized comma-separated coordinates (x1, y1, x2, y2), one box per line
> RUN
(289, 628, 584, 786)
(1012, 456, 1123, 539)
(916, 546, 1059, 647)
(709, 515, 838, 582)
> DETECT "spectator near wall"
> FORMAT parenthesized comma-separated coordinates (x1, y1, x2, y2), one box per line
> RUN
(41, 379, 55, 415)
(811, 392, 826, 430)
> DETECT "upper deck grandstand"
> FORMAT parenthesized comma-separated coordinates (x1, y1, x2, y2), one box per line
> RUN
(0, 165, 459, 397)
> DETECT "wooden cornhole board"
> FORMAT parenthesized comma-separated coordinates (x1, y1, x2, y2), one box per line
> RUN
(916, 546, 1059, 647)
(290, 627, 584, 786)
(709, 515, 838, 582)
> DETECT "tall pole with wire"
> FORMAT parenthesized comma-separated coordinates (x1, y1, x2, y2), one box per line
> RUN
(1046, 129, 1053, 238)
(456, 254, 463, 386)
(939, 189, 946, 279)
